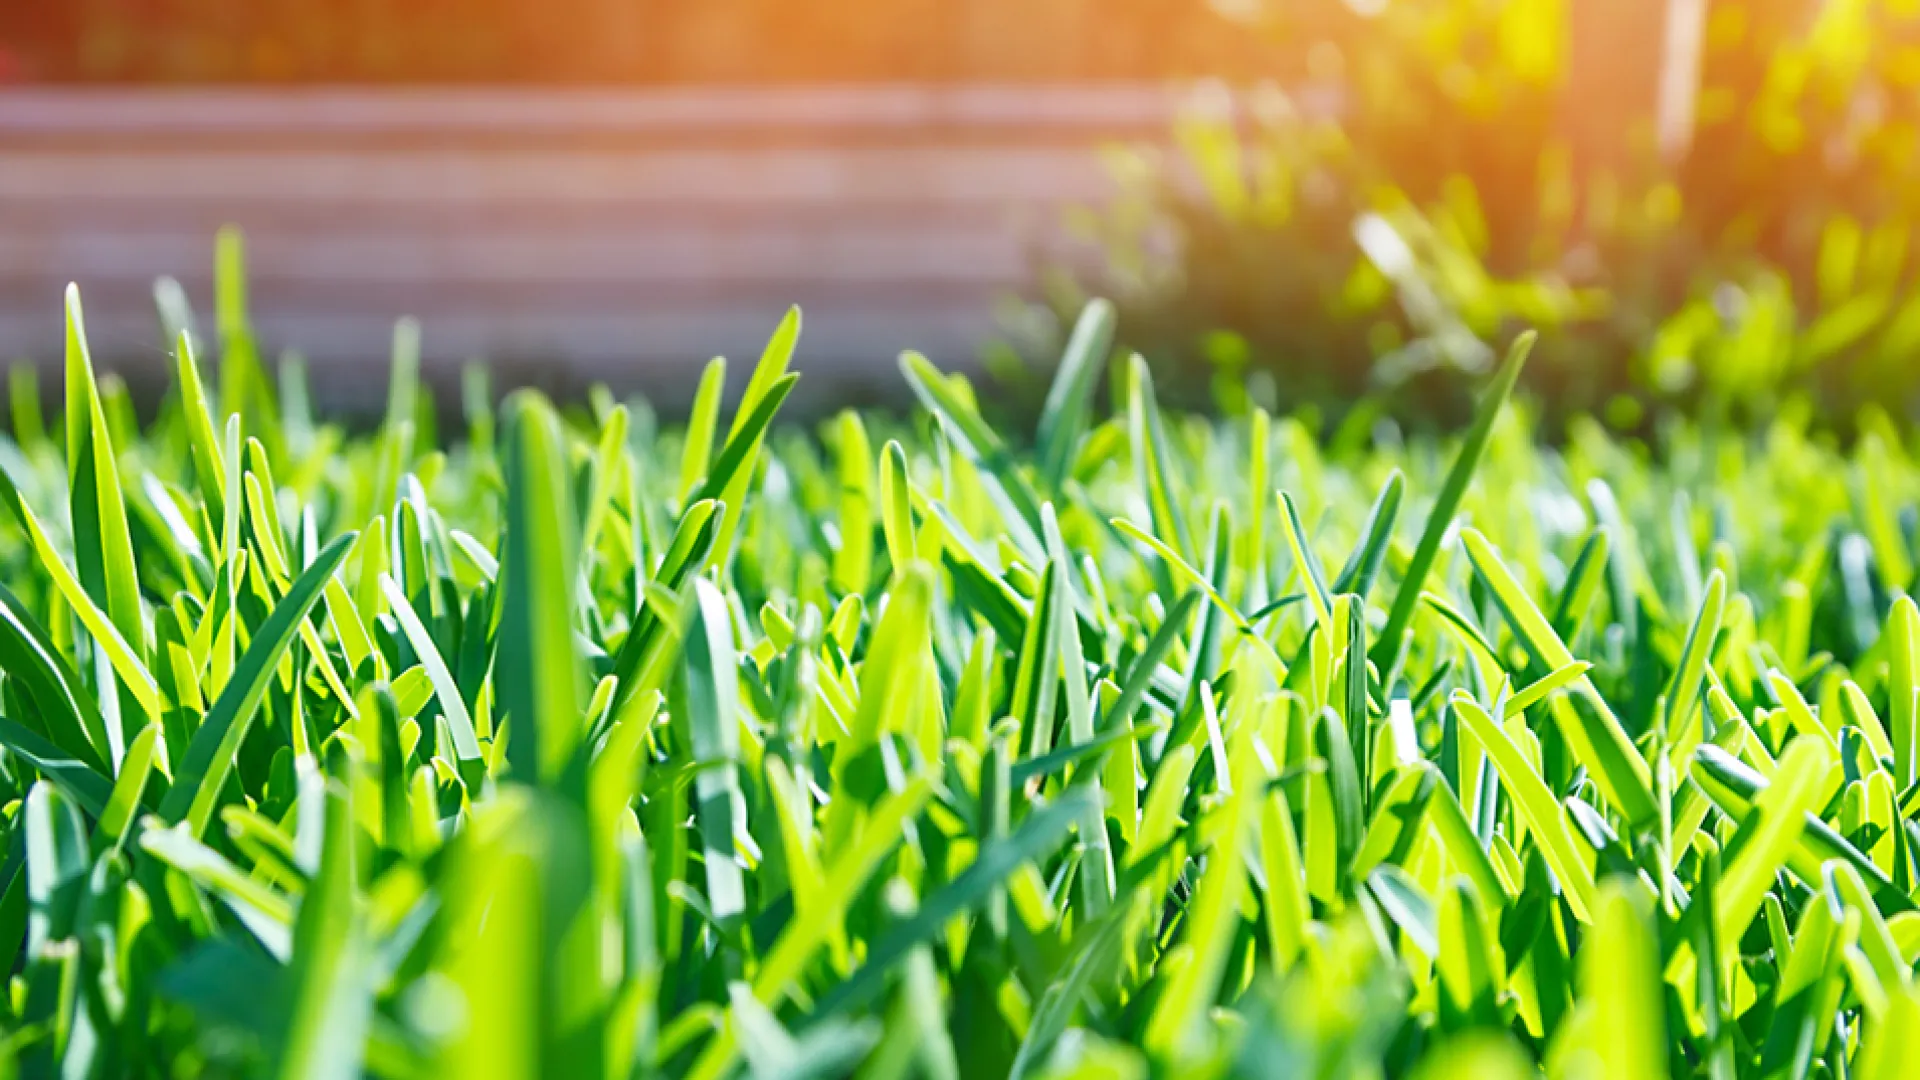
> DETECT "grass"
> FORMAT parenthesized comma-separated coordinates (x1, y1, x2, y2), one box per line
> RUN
(5, 260, 1920, 1079)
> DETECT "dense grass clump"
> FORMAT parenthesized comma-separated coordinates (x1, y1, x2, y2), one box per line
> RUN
(6, 281, 1920, 1079)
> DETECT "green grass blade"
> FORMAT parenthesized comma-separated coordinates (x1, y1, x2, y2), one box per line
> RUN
(687, 778, 935, 1080)
(159, 533, 356, 837)
(99, 722, 158, 848)
(697, 311, 800, 569)
(1370, 330, 1531, 679)
(1127, 354, 1194, 564)
(1461, 528, 1656, 828)
(174, 330, 229, 536)
(1259, 785, 1312, 970)
(817, 786, 1097, 1019)
(23, 781, 89, 987)
(1277, 492, 1333, 631)
(679, 357, 727, 504)
(1036, 298, 1116, 490)
(1143, 766, 1250, 1060)
(0, 466, 163, 729)
(278, 755, 372, 1080)
(880, 439, 915, 577)
(1889, 595, 1919, 787)
(141, 822, 294, 957)
(1008, 876, 1135, 1079)
(1663, 568, 1726, 741)
(0, 583, 111, 772)
(577, 403, 630, 588)
(675, 578, 747, 927)
(1714, 736, 1832, 947)
(1330, 469, 1404, 598)
(1550, 527, 1610, 639)
(1501, 661, 1592, 720)
(831, 411, 875, 595)
(0, 719, 115, 819)
(381, 574, 484, 788)
(898, 350, 1045, 559)
(499, 392, 585, 789)
(1580, 883, 1666, 1079)
(63, 284, 148, 764)
(1451, 691, 1596, 922)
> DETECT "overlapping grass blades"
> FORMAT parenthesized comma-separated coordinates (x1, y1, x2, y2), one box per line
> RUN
(4, 279, 1920, 1078)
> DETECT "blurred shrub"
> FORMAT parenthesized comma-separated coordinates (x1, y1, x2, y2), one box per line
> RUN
(1044, 0, 1920, 430)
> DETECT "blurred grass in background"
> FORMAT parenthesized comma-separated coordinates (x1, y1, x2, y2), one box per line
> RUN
(1040, 0, 1920, 431)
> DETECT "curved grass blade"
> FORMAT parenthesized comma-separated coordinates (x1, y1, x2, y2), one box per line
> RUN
(1330, 468, 1404, 598)
(686, 777, 935, 1080)
(1277, 491, 1333, 631)
(692, 311, 800, 569)
(1664, 569, 1726, 743)
(159, 532, 356, 837)
(141, 822, 294, 958)
(577, 402, 630, 590)
(1127, 354, 1194, 564)
(1714, 736, 1832, 947)
(1143, 764, 1250, 1060)
(99, 722, 159, 848)
(0, 583, 111, 772)
(1889, 595, 1919, 787)
(899, 350, 1045, 559)
(678, 357, 726, 505)
(381, 574, 484, 789)
(880, 439, 915, 577)
(0, 719, 115, 819)
(1450, 691, 1596, 922)
(1693, 743, 1902, 905)
(1550, 527, 1610, 640)
(0, 465, 163, 729)
(1036, 298, 1116, 490)
(1371, 330, 1531, 679)
(1502, 661, 1592, 721)
(63, 283, 147, 670)
(817, 786, 1097, 1020)
(174, 330, 229, 541)
(1461, 528, 1656, 828)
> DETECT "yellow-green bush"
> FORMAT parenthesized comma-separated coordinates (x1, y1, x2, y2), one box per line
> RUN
(1063, 0, 1920, 428)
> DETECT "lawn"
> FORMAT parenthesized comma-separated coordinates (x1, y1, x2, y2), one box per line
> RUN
(1, 276, 1916, 1079)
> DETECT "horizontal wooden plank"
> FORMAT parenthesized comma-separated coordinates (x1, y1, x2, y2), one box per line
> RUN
(0, 146, 1118, 205)
(0, 84, 1188, 137)
(0, 199, 1067, 237)
(0, 221, 1083, 285)
(3, 279, 1025, 324)
(0, 85, 1159, 389)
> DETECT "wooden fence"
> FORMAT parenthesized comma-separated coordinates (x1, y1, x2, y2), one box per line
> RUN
(0, 85, 1183, 409)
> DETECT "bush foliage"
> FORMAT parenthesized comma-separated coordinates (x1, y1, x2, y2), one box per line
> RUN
(1063, 0, 1920, 428)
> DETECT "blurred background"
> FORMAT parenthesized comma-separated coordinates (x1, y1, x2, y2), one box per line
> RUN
(1, 0, 1918, 427)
